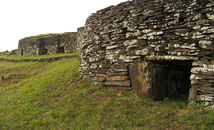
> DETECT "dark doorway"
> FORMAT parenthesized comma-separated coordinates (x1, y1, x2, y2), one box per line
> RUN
(58, 47, 65, 53)
(149, 61, 192, 101)
(39, 48, 48, 55)
(20, 49, 23, 56)
(44, 49, 48, 54)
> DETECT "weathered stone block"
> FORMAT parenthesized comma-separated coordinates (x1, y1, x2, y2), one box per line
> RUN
(188, 87, 197, 102)
(106, 76, 129, 81)
(129, 62, 149, 96)
(96, 76, 106, 82)
(196, 95, 213, 102)
(104, 80, 130, 87)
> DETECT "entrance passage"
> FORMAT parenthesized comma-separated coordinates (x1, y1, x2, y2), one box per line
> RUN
(39, 48, 48, 55)
(20, 49, 23, 56)
(44, 49, 48, 54)
(150, 61, 192, 101)
(58, 47, 65, 53)
(129, 60, 193, 101)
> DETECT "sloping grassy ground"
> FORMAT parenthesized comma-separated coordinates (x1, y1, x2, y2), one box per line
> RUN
(0, 54, 213, 129)
(0, 50, 77, 60)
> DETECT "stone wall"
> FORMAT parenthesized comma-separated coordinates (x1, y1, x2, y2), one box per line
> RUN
(18, 32, 77, 56)
(77, 27, 85, 52)
(79, 0, 214, 107)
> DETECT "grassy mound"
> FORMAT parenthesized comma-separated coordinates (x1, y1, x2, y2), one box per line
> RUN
(0, 50, 77, 60)
(0, 54, 213, 129)
(35, 33, 70, 39)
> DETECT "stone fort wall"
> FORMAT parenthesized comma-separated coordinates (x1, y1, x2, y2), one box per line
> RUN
(18, 32, 77, 56)
(78, 0, 214, 107)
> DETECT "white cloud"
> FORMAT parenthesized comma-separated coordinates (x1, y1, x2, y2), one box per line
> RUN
(0, 0, 126, 52)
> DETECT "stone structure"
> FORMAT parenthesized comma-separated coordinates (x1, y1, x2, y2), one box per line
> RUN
(79, 0, 214, 107)
(18, 32, 77, 56)
(77, 27, 85, 52)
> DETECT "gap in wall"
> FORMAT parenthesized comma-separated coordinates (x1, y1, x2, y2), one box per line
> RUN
(58, 47, 65, 53)
(150, 60, 193, 101)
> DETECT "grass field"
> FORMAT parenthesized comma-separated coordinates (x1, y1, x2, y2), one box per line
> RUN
(0, 52, 77, 60)
(0, 53, 213, 129)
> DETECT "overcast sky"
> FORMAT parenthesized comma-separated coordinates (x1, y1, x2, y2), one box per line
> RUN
(0, 0, 126, 52)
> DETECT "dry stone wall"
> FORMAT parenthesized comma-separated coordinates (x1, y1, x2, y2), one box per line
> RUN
(77, 27, 85, 52)
(79, 0, 214, 107)
(18, 32, 77, 56)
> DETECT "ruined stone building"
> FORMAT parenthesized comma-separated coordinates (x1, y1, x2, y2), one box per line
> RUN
(18, 32, 77, 56)
(78, 0, 214, 107)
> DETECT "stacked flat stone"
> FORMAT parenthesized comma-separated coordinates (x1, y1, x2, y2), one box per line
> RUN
(77, 27, 85, 52)
(78, 0, 214, 107)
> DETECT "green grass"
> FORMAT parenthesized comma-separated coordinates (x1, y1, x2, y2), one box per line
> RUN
(0, 55, 214, 129)
(35, 32, 70, 39)
(0, 52, 77, 60)
(0, 62, 37, 72)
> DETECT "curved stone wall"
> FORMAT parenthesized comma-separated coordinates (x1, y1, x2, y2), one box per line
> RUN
(79, 0, 214, 106)
(18, 32, 77, 56)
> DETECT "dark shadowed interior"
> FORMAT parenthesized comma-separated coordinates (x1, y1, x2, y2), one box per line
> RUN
(39, 48, 48, 55)
(149, 61, 192, 101)
(58, 47, 65, 53)
(20, 50, 23, 56)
